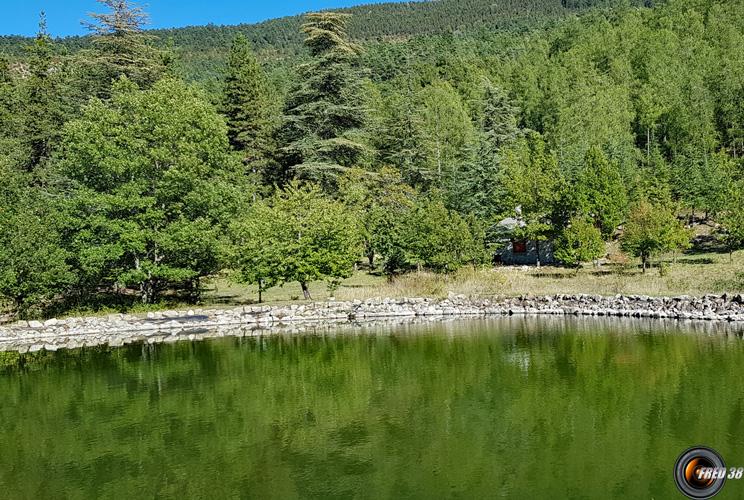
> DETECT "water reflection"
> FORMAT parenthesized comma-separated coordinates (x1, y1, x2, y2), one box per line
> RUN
(1, 317, 743, 499)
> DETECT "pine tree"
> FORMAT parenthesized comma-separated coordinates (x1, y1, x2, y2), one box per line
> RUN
(0, 55, 24, 170)
(277, 12, 368, 191)
(374, 72, 432, 187)
(481, 83, 520, 152)
(83, 0, 168, 97)
(0, 55, 10, 85)
(452, 82, 520, 219)
(19, 13, 66, 172)
(222, 34, 274, 174)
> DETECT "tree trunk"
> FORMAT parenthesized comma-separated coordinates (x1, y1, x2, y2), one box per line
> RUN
(258, 279, 264, 304)
(140, 279, 156, 304)
(186, 279, 200, 304)
(436, 143, 442, 181)
(301, 281, 312, 300)
(535, 240, 542, 268)
(642, 256, 647, 274)
(367, 250, 375, 270)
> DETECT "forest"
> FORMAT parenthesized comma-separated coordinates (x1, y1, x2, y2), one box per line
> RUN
(0, 0, 655, 86)
(1, 0, 743, 318)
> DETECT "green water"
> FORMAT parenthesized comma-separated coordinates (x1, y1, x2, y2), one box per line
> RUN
(1, 318, 744, 499)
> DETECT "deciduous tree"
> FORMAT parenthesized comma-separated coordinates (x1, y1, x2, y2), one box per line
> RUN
(621, 200, 690, 273)
(228, 183, 362, 301)
(554, 217, 605, 270)
(402, 193, 486, 273)
(575, 146, 627, 239)
(719, 181, 744, 262)
(58, 78, 246, 303)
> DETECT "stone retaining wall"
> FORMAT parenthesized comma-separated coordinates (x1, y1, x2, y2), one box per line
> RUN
(1, 293, 743, 353)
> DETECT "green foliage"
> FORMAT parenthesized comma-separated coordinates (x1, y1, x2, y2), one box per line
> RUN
(227, 183, 362, 300)
(620, 200, 691, 272)
(498, 131, 565, 264)
(82, 0, 169, 97)
(3, 0, 744, 316)
(416, 80, 475, 189)
(275, 13, 368, 190)
(554, 217, 605, 269)
(402, 194, 486, 273)
(57, 78, 246, 303)
(372, 75, 431, 187)
(222, 34, 275, 173)
(0, 1, 644, 81)
(14, 14, 78, 173)
(574, 146, 627, 238)
(0, 166, 74, 315)
(339, 167, 417, 272)
(451, 82, 520, 219)
(499, 132, 564, 219)
(718, 181, 744, 258)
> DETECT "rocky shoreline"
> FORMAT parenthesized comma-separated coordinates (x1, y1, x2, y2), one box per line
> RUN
(1, 293, 744, 353)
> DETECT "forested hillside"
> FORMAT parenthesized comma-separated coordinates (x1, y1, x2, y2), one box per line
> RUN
(1, 0, 743, 319)
(0, 0, 650, 81)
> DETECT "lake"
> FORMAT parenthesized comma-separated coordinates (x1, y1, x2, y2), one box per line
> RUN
(1, 317, 743, 499)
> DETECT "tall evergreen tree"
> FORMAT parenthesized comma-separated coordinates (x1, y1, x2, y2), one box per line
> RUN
(0, 163, 74, 316)
(83, 0, 168, 97)
(276, 12, 368, 190)
(0, 55, 24, 171)
(451, 82, 520, 219)
(222, 34, 274, 175)
(19, 13, 67, 172)
(374, 72, 431, 186)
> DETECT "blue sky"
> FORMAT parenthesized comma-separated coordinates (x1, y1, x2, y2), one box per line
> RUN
(2, 0, 410, 37)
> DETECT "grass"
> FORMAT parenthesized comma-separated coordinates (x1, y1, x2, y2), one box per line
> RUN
(5, 246, 742, 322)
(200, 248, 744, 308)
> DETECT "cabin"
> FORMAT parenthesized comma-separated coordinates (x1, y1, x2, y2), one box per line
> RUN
(491, 216, 555, 266)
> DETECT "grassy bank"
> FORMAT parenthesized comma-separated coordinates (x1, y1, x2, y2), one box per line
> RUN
(202, 249, 744, 307)
(5, 248, 740, 322)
